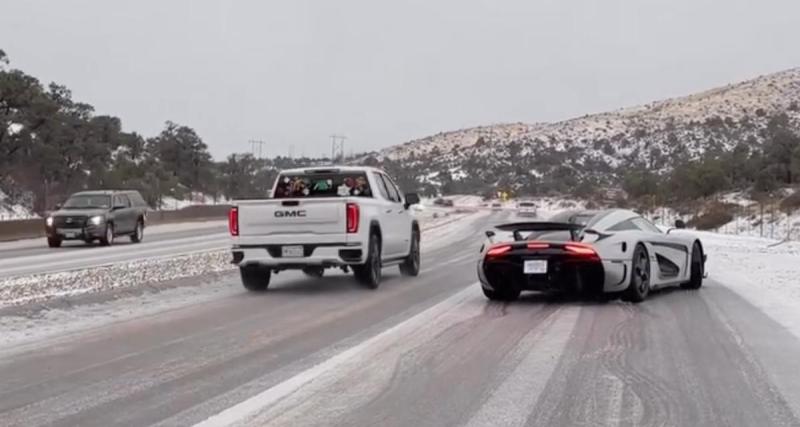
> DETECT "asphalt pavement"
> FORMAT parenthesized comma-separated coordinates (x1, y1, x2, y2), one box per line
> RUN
(0, 223, 228, 278)
(1, 212, 799, 427)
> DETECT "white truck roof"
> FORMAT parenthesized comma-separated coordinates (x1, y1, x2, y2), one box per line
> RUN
(278, 165, 385, 175)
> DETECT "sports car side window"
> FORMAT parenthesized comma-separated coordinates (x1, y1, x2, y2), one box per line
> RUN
(608, 219, 639, 231)
(632, 217, 662, 233)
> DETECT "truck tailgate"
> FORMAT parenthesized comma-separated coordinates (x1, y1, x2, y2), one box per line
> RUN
(238, 199, 345, 236)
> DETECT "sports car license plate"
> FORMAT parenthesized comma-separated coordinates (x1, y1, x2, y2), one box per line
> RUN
(58, 228, 81, 238)
(281, 245, 304, 257)
(524, 259, 547, 274)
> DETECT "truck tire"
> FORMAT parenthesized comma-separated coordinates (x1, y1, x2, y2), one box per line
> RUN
(240, 265, 271, 292)
(47, 237, 62, 248)
(399, 229, 420, 277)
(354, 233, 381, 289)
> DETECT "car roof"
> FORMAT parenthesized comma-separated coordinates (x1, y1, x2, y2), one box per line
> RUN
(279, 165, 385, 175)
(71, 190, 140, 196)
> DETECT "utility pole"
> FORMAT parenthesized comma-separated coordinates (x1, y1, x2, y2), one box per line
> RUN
(330, 134, 346, 164)
(249, 140, 266, 159)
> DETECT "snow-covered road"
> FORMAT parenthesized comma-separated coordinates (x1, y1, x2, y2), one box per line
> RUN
(1, 211, 799, 427)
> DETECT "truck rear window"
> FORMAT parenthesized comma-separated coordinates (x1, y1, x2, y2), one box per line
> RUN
(273, 172, 373, 198)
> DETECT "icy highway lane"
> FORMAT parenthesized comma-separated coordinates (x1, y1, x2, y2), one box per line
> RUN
(0, 222, 228, 278)
(1, 213, 800, 427)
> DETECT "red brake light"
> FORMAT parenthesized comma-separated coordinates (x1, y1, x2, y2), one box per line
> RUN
(527, 242, 550, 250)
(228, 206, 239, 236)
(346, 203, 359, 233)
(565, 243, 597, 256)
(486, 244, 512, 256)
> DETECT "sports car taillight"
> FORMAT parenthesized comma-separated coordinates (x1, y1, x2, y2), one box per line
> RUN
(486, 244, 512, 257)
(346, 203, 359, 233)
(526, 242, 550, 250)
(228, 206, 239, 236)
(565, 243, 598, 257)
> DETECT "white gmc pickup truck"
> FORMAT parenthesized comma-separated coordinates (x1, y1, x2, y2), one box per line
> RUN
(229, 166, 421, 291)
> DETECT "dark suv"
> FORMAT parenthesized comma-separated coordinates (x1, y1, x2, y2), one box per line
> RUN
(44, 190, 149, 248)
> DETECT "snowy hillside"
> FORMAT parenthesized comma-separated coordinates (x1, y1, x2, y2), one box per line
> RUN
(369, 68, 800, 194)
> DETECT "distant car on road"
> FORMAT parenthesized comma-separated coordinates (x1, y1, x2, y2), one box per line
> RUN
(45, 190, 149, 248)
(230, 166, 421, 291)
(478, 209, 706, 302)
(516, 201, 537, 217)
(490, 202, 503, 210)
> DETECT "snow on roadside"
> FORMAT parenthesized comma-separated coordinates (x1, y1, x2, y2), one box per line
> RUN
(0, 250, 234, 308)
(0, 211, 484, 309)
(0, 190, 36, 220)
(698, 231, 800, 340)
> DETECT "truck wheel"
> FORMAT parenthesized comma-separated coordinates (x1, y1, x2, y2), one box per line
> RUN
(130, 219, 144, 243)
(302, 267, 325, 278)
(354, 233, 381, 289)
(47, 237, 62, 248)
(399, 229, 420, 277)
(99, 223, 115, 247)
(240, 265, 271, 292)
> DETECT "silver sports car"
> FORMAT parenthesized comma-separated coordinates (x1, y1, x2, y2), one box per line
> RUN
(478, 209, 706, 302)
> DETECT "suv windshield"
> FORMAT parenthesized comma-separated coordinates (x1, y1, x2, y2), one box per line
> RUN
(63, 195, 111, 209)
(273, 172, 373, 198)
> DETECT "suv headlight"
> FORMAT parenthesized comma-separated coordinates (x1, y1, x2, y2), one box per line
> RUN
(89, 215, 104, 226)
(46, 216, 54, 227)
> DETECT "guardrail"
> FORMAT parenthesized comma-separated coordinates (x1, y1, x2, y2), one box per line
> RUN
(0, 205, 231, 242)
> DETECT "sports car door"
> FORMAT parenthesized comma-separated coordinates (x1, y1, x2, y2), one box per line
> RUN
(634, 218, 690, 282)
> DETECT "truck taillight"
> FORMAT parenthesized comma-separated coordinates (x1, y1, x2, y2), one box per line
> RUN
(346, 203, 359, 233)
(228, 206, 239, 236)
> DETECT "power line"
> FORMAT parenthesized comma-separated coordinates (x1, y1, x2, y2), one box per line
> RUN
(330, 134, 346, 164)
(248, 140, 266, 159)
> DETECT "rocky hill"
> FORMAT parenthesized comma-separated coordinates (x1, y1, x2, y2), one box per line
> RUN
(368, 68, 800, 197)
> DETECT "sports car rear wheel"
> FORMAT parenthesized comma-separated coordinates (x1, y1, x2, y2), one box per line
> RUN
(622, 244, 650, 303)
(482, 286, 520, 302)
(681, 242, 704, 290)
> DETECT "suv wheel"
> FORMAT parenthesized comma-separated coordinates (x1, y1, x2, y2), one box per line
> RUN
(47, 237, 62, 248)
(100, 223, 115, 247)
(130, 220, 144, 243)
(354, 233, 381, 289)
(399, 229, 420, 276)
(240, 265, 271, 291)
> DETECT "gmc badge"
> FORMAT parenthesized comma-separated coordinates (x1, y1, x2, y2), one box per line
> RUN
(275, 210, 307, 218)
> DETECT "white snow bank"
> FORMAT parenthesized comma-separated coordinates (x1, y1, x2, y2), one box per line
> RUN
(697, 231, 800, 340)
(159, 194, 227, 210)
(0, 190, 36, 220)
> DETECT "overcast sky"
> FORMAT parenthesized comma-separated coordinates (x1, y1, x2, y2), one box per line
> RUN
(2, 0, 799, 160)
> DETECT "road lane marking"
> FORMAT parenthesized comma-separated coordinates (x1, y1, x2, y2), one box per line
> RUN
(193, 284, 482, 427)
(463, 306, 580, 427)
